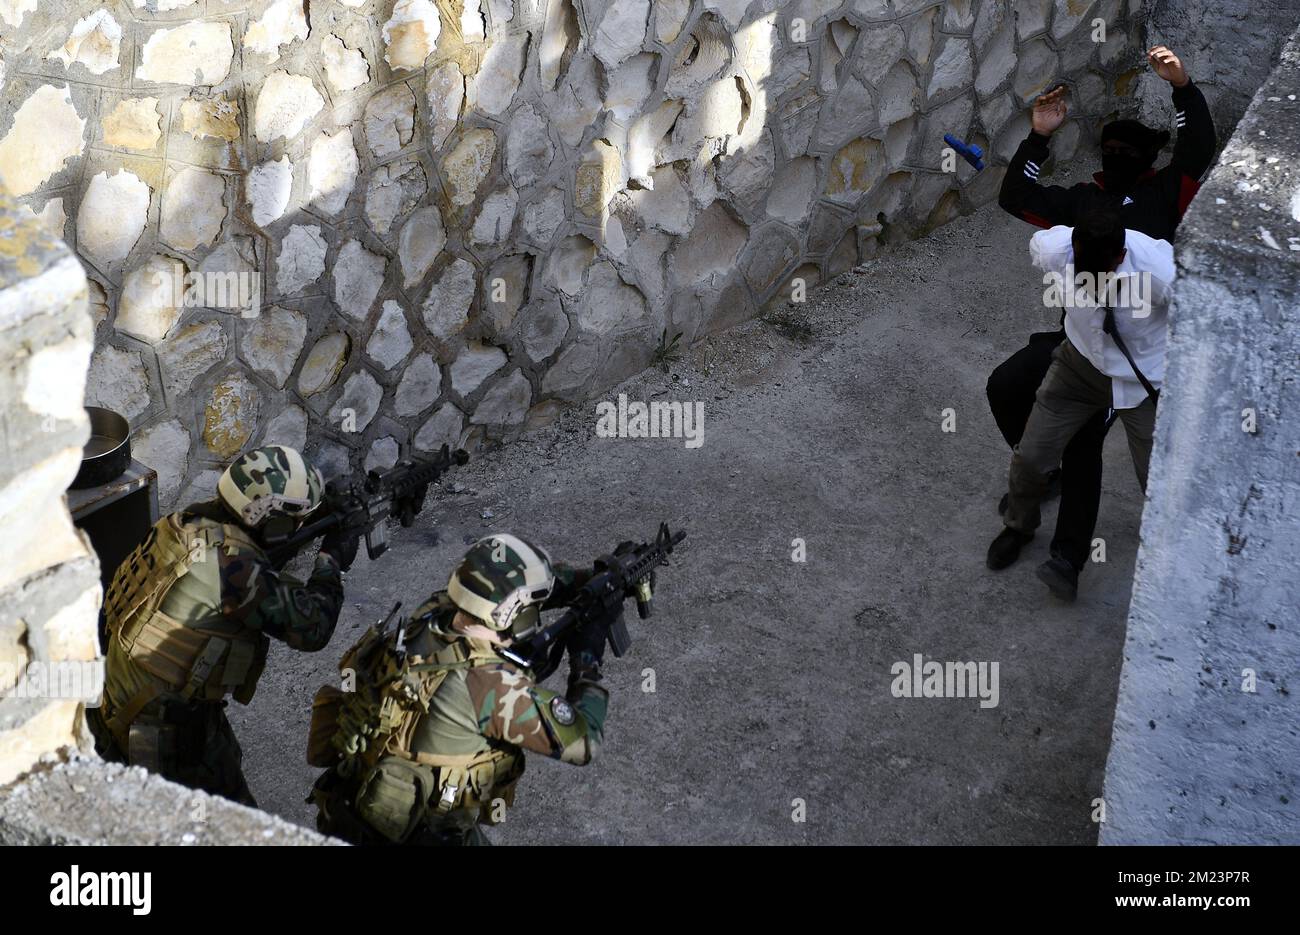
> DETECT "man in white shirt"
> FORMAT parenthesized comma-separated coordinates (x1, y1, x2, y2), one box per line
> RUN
(987, 204, 1176, 599)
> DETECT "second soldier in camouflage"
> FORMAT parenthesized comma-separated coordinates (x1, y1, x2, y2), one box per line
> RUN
(309, 533, 609, 845)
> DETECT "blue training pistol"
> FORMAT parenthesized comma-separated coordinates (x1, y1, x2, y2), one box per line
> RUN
(944, 133, 985, 171)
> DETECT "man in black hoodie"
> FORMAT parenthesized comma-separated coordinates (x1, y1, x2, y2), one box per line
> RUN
(985, 45, 1216, 600)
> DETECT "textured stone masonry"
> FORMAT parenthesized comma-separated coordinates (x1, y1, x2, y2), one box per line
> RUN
(0, 0, 1145, 506)
(1100, 21, 1300, 845)
(0, 757, 338, 844)
(0, 192, 101, 786)
(1137, 0, 1300, 137)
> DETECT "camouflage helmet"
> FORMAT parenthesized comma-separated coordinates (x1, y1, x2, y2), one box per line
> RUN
(217, 446, 325, 527)
(447, 534, 555, 632)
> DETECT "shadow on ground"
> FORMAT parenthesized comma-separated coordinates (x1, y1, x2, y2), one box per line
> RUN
(230, 190, 1144, 844)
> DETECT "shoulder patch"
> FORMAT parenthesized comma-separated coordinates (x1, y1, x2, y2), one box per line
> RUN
(549, 696, 576, 726)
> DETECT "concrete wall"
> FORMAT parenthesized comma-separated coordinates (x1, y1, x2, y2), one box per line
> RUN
(1138, 0, 1300, 133)
(0, 193, 103, 786)
(1, 0, 1147, 507)
(0, 757, 335, 843)
(1101, 26, 1300, 844)
(0, 190, 336, 844)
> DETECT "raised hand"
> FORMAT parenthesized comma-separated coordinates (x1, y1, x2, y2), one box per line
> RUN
(1032, 85, 1069, 136)
(1148, 46, 1189, 87)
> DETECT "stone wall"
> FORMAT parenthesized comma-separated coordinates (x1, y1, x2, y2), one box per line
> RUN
(1100, 25, 1300, 844)
(0, 189, 336, 844)
(0, 757, 336, 843)
(1138, 0, 1300, 135)
(0, 193, 102, 785)
(2, 0, 1145, 506)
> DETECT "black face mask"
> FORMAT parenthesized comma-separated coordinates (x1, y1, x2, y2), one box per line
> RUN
(1102, 152, 1147, 194)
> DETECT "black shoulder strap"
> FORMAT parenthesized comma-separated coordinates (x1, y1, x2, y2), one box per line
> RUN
(1103, 307, 1160, 403)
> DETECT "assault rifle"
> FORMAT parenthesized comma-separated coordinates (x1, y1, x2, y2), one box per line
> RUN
(265, 444, 468, 567)
(499, 523, 687, 677)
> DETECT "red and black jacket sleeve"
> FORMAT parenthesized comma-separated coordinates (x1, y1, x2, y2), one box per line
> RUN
(1170, 80, 1216, 179)
(1165, 80, 1217, 217)
(998, 131, 1088, 229)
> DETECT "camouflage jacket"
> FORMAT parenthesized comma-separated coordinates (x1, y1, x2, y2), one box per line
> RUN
(102, 500, 345, 717)
(407, 565, 608, 768)
(152, 500, 345, 648)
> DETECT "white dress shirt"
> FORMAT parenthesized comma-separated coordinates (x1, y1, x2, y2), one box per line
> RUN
(1029, 225, 1176, 410)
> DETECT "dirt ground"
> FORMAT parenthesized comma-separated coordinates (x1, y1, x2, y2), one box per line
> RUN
(230, 176, 1147, 844)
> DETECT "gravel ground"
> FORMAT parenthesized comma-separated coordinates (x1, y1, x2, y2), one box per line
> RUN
(231, 165, 1147, 844)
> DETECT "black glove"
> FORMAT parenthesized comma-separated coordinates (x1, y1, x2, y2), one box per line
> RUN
(565, 619, 607, 669)
(320, 528, 360, 572)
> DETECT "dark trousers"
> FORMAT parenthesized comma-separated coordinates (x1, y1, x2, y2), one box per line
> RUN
(1005, 341, 1155, 534)
(88, 699, 257, 807)
(985, 330, 1111, 570)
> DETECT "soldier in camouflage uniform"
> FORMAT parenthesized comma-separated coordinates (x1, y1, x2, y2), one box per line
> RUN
(88, 445, 358, 806)
(309, 534, 610, 845)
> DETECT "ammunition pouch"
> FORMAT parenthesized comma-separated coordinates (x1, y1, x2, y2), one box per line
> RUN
(354, 756, 436, 844)
(399, 746, 525, 824)
(127, 717, 175, 774)
(122, 700, 221, 774)
(307, 684, 345, 768)
(344, 745, 524, 844)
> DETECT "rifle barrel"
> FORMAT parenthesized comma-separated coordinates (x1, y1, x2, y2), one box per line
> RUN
(265, 447, 467, 563)
(513, 527, 686, 668)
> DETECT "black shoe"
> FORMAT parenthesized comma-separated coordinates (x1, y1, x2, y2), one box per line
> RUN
(987, 527, 1034, 570)
(1036, 556, 1079, 602)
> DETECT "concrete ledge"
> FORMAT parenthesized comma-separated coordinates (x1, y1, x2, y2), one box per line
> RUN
(0, 756, 340, 846)
(1101, 26, 1300, 844)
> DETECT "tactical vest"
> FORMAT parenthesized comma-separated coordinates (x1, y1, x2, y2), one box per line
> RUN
(101, 513, 270, 746)
(309, 612, 525, 843)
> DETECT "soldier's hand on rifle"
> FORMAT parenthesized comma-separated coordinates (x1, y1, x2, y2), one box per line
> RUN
(565, 619, 606, 674)
(320, 528, 360, 572)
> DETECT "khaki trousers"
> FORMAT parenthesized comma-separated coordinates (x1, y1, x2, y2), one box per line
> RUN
(1004, 340, 1156, 534)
